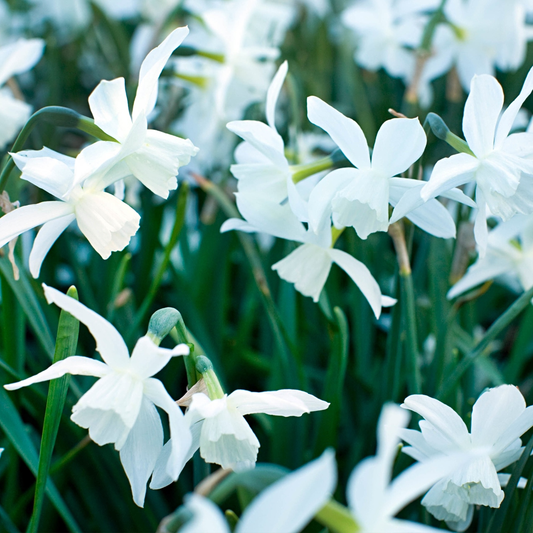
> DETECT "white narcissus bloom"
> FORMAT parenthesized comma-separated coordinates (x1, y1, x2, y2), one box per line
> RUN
(227, 60, 309, 222)
(307, 96, 473, 240)
(421, 0, 533, 95)
(4, 285, 192, 507)
(76, 26, 198, 199)
(342, 0, 432, 80)
(400, 385, 533, 530)
(0, 148, 140, 278)
(221, 192, 395, 318)
(181, 449, 336, 533)
(421, 68, 533, 255)
(182, 389, 328, 472)
(0, 38, 44, 149)
(448, 215, 533, 300)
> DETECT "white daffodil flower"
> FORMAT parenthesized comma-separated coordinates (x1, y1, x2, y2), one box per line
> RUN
(0, 38, 44, 149)
(221, 192, 395, 318)
(180, 449, 336, 533)
(341, 0, 431, 80)
(448, 215, 533, 300)
(76, 26, 198, 199)
(0, 148, 140, 278)
(227, 60, 309, 222)
(4, 285, 192, 507)
(400, 385, 533, 530)
(421, 0, 533, 95)
(307, 96, 472, 240)
(184, 389, 328, 471)
(421, 68, 533, 255)
(331, 402, 474, 533)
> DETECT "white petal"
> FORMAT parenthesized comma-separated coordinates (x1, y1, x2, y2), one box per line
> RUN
(129, 336, 188, 380)
(495, 66, 533, 148)
(29, 214, 75, 278)
(133, 27, 190, 120)
(144, 377, 192, 482)
(447, 256, 512, 299)
(235, 193, 308, 242)
(42, 284, 131, 369)
(401, 395, 471, 449)
(307, 96, 370, 169)
(75, 140, 123, 184)
(273, 244, 332, 302)
(71, 372, 143, 448)
(12, 149, 75, 199)
(119, 397, 163, 507)
(266, 60, 288, 132)
(0, 89, 31, 149)
(406, 200, 456, 239)
(0, 39, 44, 86)
(331, 170, 389, 239)
(125, 129, 198, 198)
(421, 154, 478, 201)
(0, 202, 74, 249)
(181, 494, 229, 533)
(75, 191, 140, 259)
(4, 356, 110, 390)
(227, 120, 288, 170)
(308, 169, 354, 233)
(238, 449, 337, 533)
(88, 77, 132, 142)
(463, 75, 503, 157)
(220, 218, 258, 233)
(230, 389, 329, 417)
(329, 248, 383, 318)
(386, 451, 478, 518)
(371, 118, 426, 177)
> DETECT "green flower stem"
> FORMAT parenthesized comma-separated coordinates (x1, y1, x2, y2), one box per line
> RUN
(389, 222, 422, 394)
(192, 173, 298, 385)
(315, 500, 360, 533)
(291, 149, 345, 184)
(170, 314, 201, 388)
(438, 284, 533, 399)
(0, 107, 116, 193)
(132, 183, 189, 334)
(425, 113, 474, 156)
(29, 286, 80, 533)
(195, 356, 225, 399)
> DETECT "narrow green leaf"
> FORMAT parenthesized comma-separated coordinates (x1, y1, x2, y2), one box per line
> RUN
(29, 286, 80, 533)
(0, 389, 81, 532)
(0, 258, 55, 357)
(315, 307, 349, 453)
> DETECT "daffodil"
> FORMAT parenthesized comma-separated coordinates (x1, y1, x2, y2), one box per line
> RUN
(421, 68, 533, 254)
(448, 214, 533, 300)
(0, 148, 140, 277)
(307, 96, 471, 239)
(76, 26, 198, 199)
(221, 191, 395, 317)
(400, 385, 533, 530)
(180, 449, 336, 533)
(4, 285, 192, 507)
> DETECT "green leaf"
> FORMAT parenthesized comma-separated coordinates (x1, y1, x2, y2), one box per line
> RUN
(29, 286, 80, 533)
(0, 389, 81, 532)
(0, 258, 55, 357)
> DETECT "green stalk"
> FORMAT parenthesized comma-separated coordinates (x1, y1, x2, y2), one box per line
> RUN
(133, 183, 189, 331)
(0, 107, 115, 193)
(438, 284, 533, 399)
(315, 500, 359, 533)
(28, 286, 80, 533)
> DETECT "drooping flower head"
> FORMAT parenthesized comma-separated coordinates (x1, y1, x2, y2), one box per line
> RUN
(4, 285, 192, 507)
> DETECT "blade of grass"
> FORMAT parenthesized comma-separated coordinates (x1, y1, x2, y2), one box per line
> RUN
(0, 389, 81, 532)
(28, 286, 80, 533)
(438, 284, 533, 399)
(0, 258, 55, 357)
